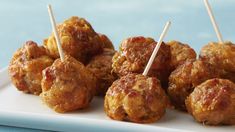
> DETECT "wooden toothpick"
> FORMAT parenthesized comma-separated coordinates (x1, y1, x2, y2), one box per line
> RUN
(47, 4, 65, 61)
(204, 0, 223, 43)
(142, 21, 171, 76)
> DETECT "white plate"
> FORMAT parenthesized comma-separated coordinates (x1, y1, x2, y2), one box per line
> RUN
(0, 68, 234, 132)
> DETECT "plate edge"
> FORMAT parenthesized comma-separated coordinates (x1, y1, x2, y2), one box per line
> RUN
(0, 67, 10, 88)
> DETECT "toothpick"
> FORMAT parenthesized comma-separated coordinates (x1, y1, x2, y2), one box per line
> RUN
(47, 4, 65, 61)
(142, 21, 171, 76)
(204, 0, 223, 43)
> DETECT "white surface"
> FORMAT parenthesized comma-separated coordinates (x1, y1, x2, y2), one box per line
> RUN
(0, 68, 234, 132)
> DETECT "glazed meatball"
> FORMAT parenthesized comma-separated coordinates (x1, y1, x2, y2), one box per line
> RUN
(222, 71, 235, 83)
(104, 74, 168, 123)
(8, 41, 54, 95)
(186, 79, 235, 125)
(44, 16, 103, 64)
(86, 48, 117, 96)
(168, 59, 219, 110)
(112, 36, 171, 87)
(98, 33, 114, 49)
(200, 42, 235, 83)
(167, 40, 196, 71)
(40, 55, 97, 113)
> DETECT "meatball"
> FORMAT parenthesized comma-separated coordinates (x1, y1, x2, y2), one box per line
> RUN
(200, 42, 235, 83)
(44, 16, 103, 64)
(186, 78, 235, 125)
(222, 71, 235, 83)
(112, 36, 171, 87)
(104, 73, 168, 123)
(86, 48, 117, 96)
(167, 40, 196, 71)
(98, 33, 114, 49)
(40, 55, 97, 113)
(168, 59, 219, 110)
(8, 41, 54, 95)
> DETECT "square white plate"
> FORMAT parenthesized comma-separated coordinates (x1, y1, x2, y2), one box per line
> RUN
(0, 68, 234, 132)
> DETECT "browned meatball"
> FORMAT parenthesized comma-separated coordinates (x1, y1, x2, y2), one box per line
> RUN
(44, 16, 103, 64)
(112, 36, 171, 87)
(86, 48, 117, 96)
(168, 59, 219, 110)
(167, 40, 196, 71)
(200, 42, 235, 83)
(8, 41, 54, 95)
(98, 33, 114, 49)
(40, 55, 97, 113)
(186, 78, 235, 125)
(104, 74, 168, 123)
(222, 71, 235, 83)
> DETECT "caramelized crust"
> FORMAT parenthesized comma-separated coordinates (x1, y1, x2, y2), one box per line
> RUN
(8, 41, 53, 95)
(44, 16, 103, 64)
(167, 40, 196, 71)
(186, 79, 235, 125)
(168, 59, 219, 110)
(87, 48, 117, 96)
(200, 42, 235, 82)
(112, 36, 171, 87)
(98, 33, 114, 49)
(40, 55, 97, 113)
(104, 74, 167, 123)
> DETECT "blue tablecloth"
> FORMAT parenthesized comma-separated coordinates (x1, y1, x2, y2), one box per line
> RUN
(0, 125, 47, 132)
(0, 0, 234, 131)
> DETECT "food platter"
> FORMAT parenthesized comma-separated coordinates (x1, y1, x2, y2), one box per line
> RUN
(0, 68, 234, 132)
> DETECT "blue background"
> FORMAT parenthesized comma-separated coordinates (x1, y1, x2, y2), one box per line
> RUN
(0, 0, 234, 131)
